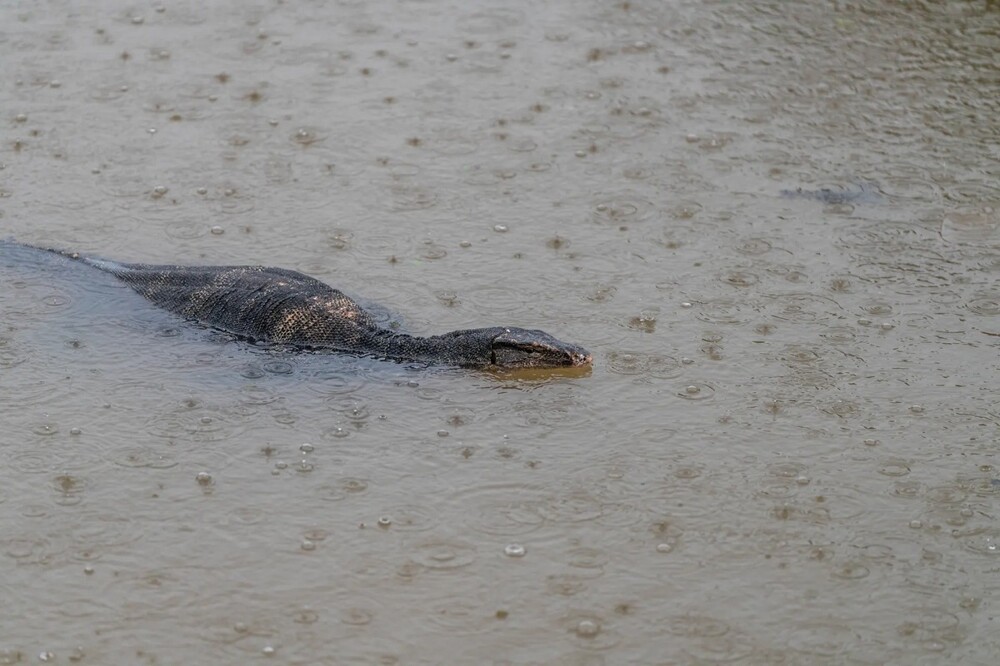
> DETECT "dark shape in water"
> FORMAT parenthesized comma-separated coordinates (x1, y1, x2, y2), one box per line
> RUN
(6, 242, 592, 369)
(780, 180, 882, 205)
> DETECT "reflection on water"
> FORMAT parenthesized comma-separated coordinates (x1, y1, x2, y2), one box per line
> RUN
(1, 0, 999, 662)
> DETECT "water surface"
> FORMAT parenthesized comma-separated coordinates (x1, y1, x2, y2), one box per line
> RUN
(1, 1, 999, 663)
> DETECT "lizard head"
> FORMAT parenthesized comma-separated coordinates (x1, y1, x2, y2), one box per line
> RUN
(488, 327, 592, 368)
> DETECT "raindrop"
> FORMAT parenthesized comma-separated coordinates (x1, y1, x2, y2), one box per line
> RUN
(504, 543, 526, 557)
(678, 383, 715, 400)
(210, 225, 224, 235)
(195, 472, 213, 486)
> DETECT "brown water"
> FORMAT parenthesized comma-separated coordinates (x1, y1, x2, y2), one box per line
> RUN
(1, 1, 999, 664)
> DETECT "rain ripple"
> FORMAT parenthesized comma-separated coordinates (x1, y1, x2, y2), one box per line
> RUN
(606, 351, 682, 378)
(144, 405, 247, 443)
(446, 483, 549, 536)
(590, 192, 656, 226)
(409, 539, 478, 570)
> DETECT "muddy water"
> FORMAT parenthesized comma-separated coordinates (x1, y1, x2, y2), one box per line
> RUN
(1, 1, 999, 663)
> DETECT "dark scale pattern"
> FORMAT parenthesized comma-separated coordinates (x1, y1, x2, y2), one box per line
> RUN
(32, 246, 592, 369)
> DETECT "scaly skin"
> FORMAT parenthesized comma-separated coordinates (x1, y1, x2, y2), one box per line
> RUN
(25, 244, 592, 369)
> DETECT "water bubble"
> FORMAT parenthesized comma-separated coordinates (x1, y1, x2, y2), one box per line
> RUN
(575, 619, 600, 638)
(909, 519, 923, 529)
(195, 472, 213, 486)
(909, 405, 925, 414)
(678, 383, 715, 400)
(299, 443, 314, 453)
(291, 126, 325, 146)
(504, 543, 526, 557)
(39, 653, 54, 663)
(493, 224, 508, 233)
(262, 645, 276, 656)
(863, 439, 880, 447)
(275, 461, 287, 470)
(656, 543, 673, 554)
(301, 539, 315, 551)
(210, 225, 224, 235)
(681, 301, 692, 308)
(377, 516, 392, 528)
(131, 15, 144, 24)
